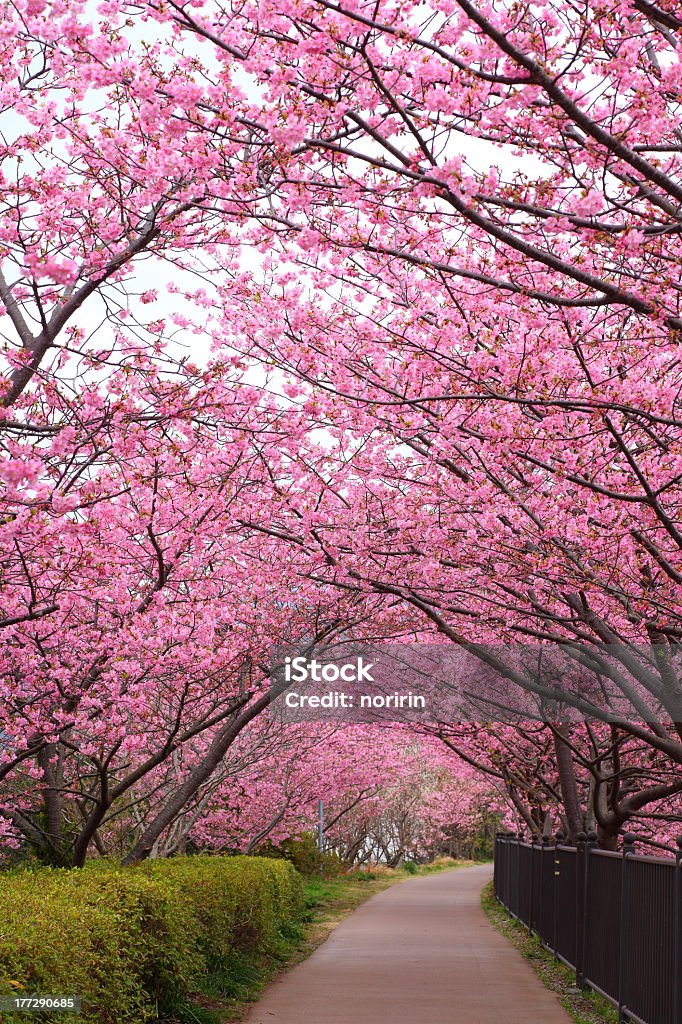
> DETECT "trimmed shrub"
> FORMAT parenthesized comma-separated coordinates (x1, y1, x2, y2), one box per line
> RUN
(0, 856, 303, 1024)
(257, 833, 345, 876)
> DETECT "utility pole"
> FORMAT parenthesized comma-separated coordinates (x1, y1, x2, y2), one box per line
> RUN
(317, 799, 325, 854)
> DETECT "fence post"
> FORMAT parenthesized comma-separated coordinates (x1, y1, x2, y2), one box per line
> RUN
(541, 834, 551, 945)
(585, 831, 598, 983)
(493, 832, 499, 896)
(578, 831, 597, 989)
(524, 835, 536, 933)
(535, 834, 546, 938)
(575, 832, 586, 987)
(618, 833, 635, 1023)
(509, 831, 516, 913)
(553, 831, 564, 956)
(505, 832, 511, 908)
(535, 834, 542, 934)
(674, 836, 682, 1024)
(575, 832, 587, 986)
(518, 832, 525, 923)
(528, 834, 536, 934)
(503, 832, 509, 900)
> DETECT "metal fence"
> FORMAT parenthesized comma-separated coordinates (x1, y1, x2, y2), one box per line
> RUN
(494, 832, 682, 1024)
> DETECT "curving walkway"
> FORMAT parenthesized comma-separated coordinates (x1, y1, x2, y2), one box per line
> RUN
(245, 864, 572, 1024)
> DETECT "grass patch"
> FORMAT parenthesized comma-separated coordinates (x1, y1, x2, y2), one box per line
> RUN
(184, 857, 469, 1024)
(481, 881, 618, 1024)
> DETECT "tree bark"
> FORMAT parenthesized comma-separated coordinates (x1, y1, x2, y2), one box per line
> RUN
(122, 691, 272, 864)
(552, 728, 583, 842)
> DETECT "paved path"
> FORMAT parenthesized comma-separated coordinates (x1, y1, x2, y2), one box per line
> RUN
(245, 864, 572, 1024)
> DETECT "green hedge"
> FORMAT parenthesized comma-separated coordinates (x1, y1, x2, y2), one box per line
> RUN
(257, 833, 345, 876)
(0, 855, 303, 1023)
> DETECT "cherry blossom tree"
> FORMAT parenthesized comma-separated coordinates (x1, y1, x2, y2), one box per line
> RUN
(187, 727, 492, 862)
(4, 0, 682, 860)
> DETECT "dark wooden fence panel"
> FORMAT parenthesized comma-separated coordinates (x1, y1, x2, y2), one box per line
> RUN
(623, 857, 675, 1024)
(583, 849, 621, 1001)
(554, 845, 577, 967)
(493, 833, 682, 1024)
(517, 842, 532, 925)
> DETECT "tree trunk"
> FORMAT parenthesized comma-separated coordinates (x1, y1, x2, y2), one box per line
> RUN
(552, 728, 583, 842)
(123, 691, 271, 864)
(38, 743, 66, 865)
